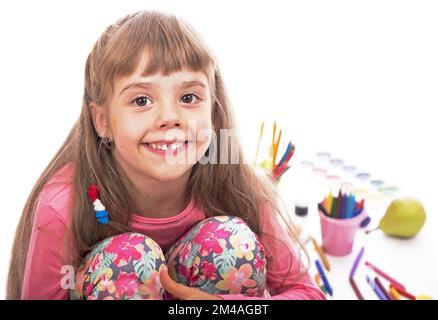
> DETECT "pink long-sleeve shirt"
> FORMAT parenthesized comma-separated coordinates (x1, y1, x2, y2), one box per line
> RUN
(21, 162, 325, 300)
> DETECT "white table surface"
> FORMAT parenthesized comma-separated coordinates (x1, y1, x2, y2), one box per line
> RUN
(275, 150, 438, 300)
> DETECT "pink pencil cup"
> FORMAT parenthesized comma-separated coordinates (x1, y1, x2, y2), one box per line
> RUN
(319, 209, 366, 256)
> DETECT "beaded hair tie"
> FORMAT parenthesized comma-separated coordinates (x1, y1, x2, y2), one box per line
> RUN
(87, 184, 109, 224)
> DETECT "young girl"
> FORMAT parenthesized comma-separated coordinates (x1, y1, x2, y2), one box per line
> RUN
(7, 10, 325, 300)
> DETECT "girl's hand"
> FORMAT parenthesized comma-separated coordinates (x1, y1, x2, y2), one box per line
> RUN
(159, 266, 223, 300)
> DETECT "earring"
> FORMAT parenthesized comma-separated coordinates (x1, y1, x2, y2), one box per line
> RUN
(102, 136, 112, 149)
(88, 184, 109, 224)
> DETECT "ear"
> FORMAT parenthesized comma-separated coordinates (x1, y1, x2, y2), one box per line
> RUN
(89, 102, 111, 139)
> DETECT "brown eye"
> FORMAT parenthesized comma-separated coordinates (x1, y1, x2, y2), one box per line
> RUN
(131, 96, 150, 107)
(181, 93, 199, 104)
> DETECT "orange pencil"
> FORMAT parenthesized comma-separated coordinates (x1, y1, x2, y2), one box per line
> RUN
(389, 286, 401, 300)
(273, 129, 282, 167)
(322, 196, 329, 213)
(311, 237, 331, 271)
(271, 121, 277, 168)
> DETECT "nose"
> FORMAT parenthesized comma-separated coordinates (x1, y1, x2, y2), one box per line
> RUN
(155, 102, 182, 130)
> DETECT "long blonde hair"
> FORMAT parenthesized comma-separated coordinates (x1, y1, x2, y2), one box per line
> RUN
(7, 10, 307, 299)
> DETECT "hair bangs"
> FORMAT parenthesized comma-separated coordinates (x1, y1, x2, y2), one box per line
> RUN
(98, 11, 215, 104)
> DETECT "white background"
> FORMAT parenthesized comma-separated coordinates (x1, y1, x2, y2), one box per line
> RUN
(0, 0, 437, 299)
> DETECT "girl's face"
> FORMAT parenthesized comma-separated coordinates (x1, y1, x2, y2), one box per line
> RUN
(91, 52, 213, 182)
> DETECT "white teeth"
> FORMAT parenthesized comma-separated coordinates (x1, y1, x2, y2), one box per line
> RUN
(147, 142, 185, 151)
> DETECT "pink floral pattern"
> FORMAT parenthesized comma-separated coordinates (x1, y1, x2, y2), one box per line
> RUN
(104, 233, 145, 266)
(71, 216, 267, 300)
(165, 216, 267, 297)
(193, 220, 230, 256)
(216, 264, 257, 294)
(71, 233, 166, 300)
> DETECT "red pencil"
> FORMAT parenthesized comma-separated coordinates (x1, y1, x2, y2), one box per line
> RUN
(272, 145, 295, 180)
(365, 261, 406, 292)
(391, 285, 416, 300)
(355, 198, 365, 210)
(349, 277, 364, 300)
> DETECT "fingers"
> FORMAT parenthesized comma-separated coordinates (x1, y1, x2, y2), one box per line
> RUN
(159, 266, 191, 300)
(159, 265, 222, 300)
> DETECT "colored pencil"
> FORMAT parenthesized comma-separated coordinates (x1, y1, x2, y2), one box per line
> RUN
(271, 122, 276, 168)
(273, 129, 282, 166)
(278, 165, 290, 177)
(279, 146, 295, 170)
(345, 193, 350, 218)
(343, 193, 349, 218)
(343, 193, 348, 218)
(340, 193, 346, 218)
(349, 246, 365, 278)
(391, 285, 416, 300)
(349, 277, 364, 300)
(355, 198, 365, 211)
(347, 194, 355, 218)
(375, 277, 392, 300)
(311, 237, 331, 271)
(336, 190, 342, 218)
(315, 260, 333, 296)
(389, 286, 401, 300)
(365, 262, 406, 291)
(366, 275, 388, 300)
(353, 206, 365, 217)
(327, 192, 333, 216)
(272, 144, 295, 180)
(314, 273, 320, 286)
(277, 142, 292, 168)
(322, 196, 329, 213)
(284, 143, 296, 163)
(318, 202, 330, 217)
(315, 274, 327, 294)
(353, 195, 365, 217)
(320, 192, 365, 219)
(331, 196, 337, 217)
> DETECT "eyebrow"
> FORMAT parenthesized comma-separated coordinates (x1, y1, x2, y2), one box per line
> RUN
(119, 80, 207, 96)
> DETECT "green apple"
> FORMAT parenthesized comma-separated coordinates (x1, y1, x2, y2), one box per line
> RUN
(367, 197, 427, 238)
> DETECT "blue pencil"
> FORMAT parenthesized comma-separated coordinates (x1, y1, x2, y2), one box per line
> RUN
(353, 206, 364, 217)
(366, 275, 388, 300)
(345, 194, 350, 218)
(340, 194, 345, 219)
(315, 260, 333, 296)
(341, 194, 348, 219)
(343, 193, 348, 218)
(277, 142, 292, 168)
(351, 195, 358, 217)
(346, 194, 355, 218)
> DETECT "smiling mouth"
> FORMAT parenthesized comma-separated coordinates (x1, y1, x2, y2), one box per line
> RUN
(143, 141, 189, 151)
